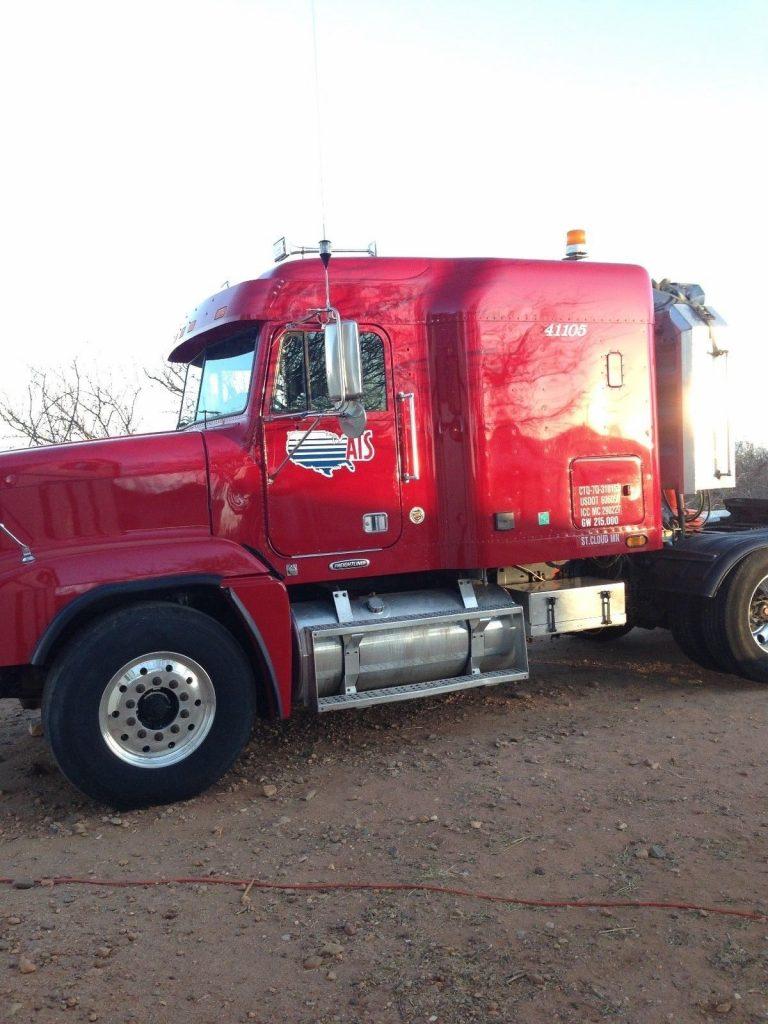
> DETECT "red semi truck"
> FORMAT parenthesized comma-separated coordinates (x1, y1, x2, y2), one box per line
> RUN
(0, 238, 763, 807)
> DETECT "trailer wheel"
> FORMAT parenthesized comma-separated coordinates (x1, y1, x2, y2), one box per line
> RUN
(670, 596, 725, 672)
(702, 551, 768, 682)
(43, 602, 256, 808)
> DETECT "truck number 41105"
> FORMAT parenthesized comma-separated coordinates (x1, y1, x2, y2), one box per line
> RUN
(544, 323, 588, 337)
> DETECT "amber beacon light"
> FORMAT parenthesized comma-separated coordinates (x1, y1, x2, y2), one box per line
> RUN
(565, 229, 588, 261)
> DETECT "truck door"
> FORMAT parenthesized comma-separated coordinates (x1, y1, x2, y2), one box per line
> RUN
(263, 326, 403, 558)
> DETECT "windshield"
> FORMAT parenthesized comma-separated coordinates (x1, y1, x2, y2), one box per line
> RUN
(178, 330, 257, 427)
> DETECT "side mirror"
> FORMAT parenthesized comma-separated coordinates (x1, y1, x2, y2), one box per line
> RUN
(339, 400, 367, 438)
(324, 319, 363, 405)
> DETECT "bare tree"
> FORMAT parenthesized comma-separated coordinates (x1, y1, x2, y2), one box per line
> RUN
(145, 361, 186, 399)
(144, 361, 187, 426)
(0, 360, 141, 447)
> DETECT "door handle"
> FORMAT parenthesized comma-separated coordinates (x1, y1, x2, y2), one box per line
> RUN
(397, 391, 420, 483)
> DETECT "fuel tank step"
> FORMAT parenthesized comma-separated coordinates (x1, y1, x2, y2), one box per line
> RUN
(317, 668, 528, 712)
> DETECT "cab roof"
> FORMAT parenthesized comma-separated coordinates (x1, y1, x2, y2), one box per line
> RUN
(169, 256, 652, 363)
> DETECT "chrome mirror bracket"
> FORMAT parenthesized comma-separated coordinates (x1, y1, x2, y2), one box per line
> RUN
(0, 523, 35, 564)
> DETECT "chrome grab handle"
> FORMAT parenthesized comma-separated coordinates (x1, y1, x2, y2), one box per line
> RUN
(397, 391, 420, 483)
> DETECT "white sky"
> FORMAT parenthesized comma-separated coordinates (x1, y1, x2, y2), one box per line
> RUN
(1, 0, 766, 440)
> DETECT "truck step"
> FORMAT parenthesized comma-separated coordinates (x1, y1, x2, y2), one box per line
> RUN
(316, 668, 529, 712)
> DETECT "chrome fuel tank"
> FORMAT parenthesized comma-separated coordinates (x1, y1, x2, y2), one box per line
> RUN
(292, 585, 528, 703)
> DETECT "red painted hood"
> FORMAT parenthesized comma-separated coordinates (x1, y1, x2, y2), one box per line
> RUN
(0, 432, 210, 561)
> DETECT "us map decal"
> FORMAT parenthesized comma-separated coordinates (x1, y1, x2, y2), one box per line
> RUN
(285, 429, 375, 478)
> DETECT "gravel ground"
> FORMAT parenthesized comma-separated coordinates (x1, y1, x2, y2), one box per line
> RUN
(1, 628, 767, 1024)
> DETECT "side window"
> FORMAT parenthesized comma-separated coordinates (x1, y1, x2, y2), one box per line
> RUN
(271, 330, 387, 413)
(360, 332, 386, 411)
(271, 333, 306, 413)
(306, 333, 332, 411)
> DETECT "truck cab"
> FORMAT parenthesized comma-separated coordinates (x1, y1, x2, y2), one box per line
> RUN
(169, 256, 661, 581)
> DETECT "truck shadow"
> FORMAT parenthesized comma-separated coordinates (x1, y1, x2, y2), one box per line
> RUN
(0, 628, 759, 816)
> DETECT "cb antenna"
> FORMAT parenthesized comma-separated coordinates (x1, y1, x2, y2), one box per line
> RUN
(311, 0, 332, 313)
(319, 237, 332, 310)
(310, 0, 328, 241)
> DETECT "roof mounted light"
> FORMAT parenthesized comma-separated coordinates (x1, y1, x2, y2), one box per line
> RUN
(272, 237, 378, 263)
(273, 237, 289, 262)
(564, 229, 588, 261)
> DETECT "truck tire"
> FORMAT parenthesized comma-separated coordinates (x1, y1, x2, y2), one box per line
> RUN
(42, 602, 256, 808)
(702, 551, 768, 682)
(670, 596, 725, 672)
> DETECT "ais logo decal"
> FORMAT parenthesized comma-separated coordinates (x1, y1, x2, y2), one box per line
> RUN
(286, 429, 375, 478)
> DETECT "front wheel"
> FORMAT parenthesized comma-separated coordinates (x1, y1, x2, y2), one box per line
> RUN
(702, 552, 768, 682)
(43, 603, 256, 807)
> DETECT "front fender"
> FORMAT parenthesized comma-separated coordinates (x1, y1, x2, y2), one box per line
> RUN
(224, 576, 293, 717)
(0, 534, 272, 667)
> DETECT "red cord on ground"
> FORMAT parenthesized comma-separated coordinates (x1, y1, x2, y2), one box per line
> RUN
(0, 875, 764, 922)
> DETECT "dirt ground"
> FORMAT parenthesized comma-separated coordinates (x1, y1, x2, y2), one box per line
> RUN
(1, 629, 767, 1024)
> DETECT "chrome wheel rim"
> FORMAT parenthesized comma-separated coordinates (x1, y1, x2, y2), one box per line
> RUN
(749, 576, 768, 652)
(98, 652, 216, 768)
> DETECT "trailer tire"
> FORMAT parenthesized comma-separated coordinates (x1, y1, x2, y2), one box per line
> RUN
(670, 596, 725, 672)
(702, 551, 768, 682)
(43, 602, 256, 808)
